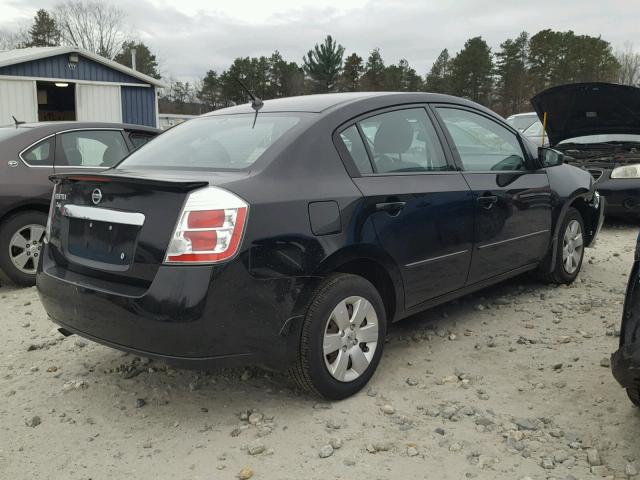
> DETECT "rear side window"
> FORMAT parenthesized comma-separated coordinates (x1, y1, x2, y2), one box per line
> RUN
(339, 125, 373, 174)
(22, 137, 54, 166)
(57, 130, 128, 167)
(437, 108, 526, 172)
(355, 108, 448, 174)
(119, 114, 301, 170)
(129, 133, 155, 149)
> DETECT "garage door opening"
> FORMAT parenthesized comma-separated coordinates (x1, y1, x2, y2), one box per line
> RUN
(37, 81, 76, 121)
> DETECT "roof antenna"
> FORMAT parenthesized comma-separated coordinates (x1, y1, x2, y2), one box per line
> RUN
(11, 115, 25, 128)
(235, 78, 263, 128)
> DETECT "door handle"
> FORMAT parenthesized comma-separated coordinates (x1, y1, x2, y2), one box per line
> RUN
(477, 195, 498, 209)
(375, 201, 406, 214)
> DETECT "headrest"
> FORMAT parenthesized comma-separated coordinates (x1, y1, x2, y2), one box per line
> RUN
(374, 117, 413, 154)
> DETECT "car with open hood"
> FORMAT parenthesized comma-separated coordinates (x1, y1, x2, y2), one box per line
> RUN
(531, 82, 640, 217)
(611, 231, 640, 407)
(37, 92, 604, 399)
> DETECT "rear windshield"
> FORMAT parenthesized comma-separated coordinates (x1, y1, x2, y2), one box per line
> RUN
(118, 114, 301, 170)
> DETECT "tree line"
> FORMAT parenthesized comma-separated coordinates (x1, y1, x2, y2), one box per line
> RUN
(3, 2, 640, 117)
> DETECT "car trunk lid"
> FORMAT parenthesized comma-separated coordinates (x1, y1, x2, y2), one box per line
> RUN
(47, 171, 211, 286)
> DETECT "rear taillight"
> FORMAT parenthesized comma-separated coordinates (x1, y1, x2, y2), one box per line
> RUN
(44, 183, 59, 243)
(164, 186, 248, 264)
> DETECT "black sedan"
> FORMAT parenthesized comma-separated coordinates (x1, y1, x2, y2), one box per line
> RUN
(0, 122, 159, 286)
(531, 82, 640, 218)
(37, 92, 604, 399)
(612, 232, 640, 407)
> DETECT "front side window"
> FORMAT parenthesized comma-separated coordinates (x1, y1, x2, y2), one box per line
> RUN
(22, 137, 54, 166)
(57, 130, 128, 167)
(437, 108, 526, 172)
(356, 108, 448, 174)
(119, 114, 301, 170)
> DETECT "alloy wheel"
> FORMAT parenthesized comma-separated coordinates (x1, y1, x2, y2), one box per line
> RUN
(9, 224, 45, 275)
(322, 296, 379, 382)
(562, 219, 583, 275)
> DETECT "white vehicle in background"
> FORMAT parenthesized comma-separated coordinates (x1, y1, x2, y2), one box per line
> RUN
(506, 112, 549, 147)
(506, 112, 539, 132)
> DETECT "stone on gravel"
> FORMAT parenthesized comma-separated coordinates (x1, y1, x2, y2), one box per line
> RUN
(328, 437, 343, 450)
(407, 445, 419, 457)
(380, 404, 395, 415)
(238, 467, 254, 479)
(586, 448, 602, 466)
(247, 441, 265, 455)
(25, 415, 41, 427)
(319, 445, 334, 458)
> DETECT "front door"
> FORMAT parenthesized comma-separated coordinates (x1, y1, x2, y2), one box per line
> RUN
(433, 106, 552, 283)
(337, 107, 474, 309)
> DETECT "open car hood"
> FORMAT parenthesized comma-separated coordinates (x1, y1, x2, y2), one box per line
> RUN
(530, 82, 640, 145)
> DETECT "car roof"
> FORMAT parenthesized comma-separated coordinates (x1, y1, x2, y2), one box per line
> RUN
(0, 121, 160, 135)
(205, 92, 502, 118)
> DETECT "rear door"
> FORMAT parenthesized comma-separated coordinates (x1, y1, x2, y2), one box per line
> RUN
(433, 105, 552, 284)
(336, 106, 474, 309)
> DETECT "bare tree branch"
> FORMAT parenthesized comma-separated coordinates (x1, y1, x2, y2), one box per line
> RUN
(617, 42, 640, 86)
(54, 0, 126, 58)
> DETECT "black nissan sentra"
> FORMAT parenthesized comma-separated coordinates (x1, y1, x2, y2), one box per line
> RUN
(37, 92, 604, 399)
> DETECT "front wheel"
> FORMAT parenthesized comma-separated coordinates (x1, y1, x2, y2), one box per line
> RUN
(290, 274, 387, 399)
(541, 207, 585, 284)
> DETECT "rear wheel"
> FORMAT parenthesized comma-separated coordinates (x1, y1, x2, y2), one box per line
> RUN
(541, 207, 584, 284)
(628, 387, 640, 407)
(290, 273, 386, 399)
(0, 211, 47, 286)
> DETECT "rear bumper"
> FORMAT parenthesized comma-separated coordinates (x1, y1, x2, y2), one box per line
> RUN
(611, 343, 640, 390)
(37, 245, 318, 370)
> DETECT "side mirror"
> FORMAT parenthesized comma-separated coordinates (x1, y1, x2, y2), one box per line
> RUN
(539, 147, 564, 167)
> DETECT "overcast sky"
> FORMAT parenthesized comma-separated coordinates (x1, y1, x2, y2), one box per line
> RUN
(1, 0, 638, 82)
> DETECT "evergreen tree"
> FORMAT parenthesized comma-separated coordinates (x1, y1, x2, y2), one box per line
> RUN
(449, 37, 493, 105)
(114, 41, 161, 79)
(303, 35, 345, 93)
(26, 9, 60, 47)
(494, 32, 530, 115)
(198, 70, 222, 110)
(339, 53, 364, 91)
(383, 59, 422, 91)
(424, 49, 452, 93)
(361, 48, 386, 91)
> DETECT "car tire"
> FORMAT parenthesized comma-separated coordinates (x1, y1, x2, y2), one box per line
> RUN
(540, 207, 585, 284)
(0, 211, 47, 287)
(628, 387, 640, 407)
(290, 273, 387, 400)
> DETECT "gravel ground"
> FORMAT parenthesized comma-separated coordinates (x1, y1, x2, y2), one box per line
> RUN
(1, 222, 639, 480)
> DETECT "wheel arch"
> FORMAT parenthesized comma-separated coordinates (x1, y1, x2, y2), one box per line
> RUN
(316, 245, 405, 324)
(0, 202, 50, 226)
(545, 190, 594, 273)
